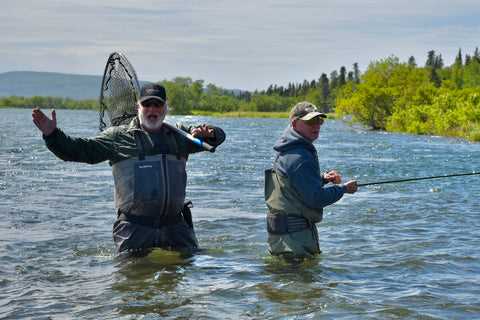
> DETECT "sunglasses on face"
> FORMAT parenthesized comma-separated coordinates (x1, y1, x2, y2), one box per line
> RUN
(303, 117, 324, 126)
(141, 99, 165, 108)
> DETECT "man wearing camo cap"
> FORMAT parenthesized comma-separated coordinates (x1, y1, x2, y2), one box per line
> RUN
(264, 101, 357, 259)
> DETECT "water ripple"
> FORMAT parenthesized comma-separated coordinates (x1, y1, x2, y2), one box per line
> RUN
(1, 109, 479, 319)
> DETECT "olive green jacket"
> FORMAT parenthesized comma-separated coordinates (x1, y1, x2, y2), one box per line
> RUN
(43, 117, 226, 165)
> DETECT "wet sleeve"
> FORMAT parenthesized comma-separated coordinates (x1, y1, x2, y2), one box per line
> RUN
(43, 128, 118, 164)
(289, 159, 346, 209)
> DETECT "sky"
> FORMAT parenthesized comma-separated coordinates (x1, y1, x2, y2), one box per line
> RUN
(2, 0, 480, 91)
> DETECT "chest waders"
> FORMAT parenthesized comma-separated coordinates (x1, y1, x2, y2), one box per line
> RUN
(264, 168, 322, 257)
(112, 129, 198, 253)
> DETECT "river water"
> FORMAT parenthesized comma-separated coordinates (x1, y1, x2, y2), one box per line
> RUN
(1, 108, 479, 319)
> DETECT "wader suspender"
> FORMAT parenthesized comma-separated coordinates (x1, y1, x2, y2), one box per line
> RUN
(134, 127, 182, 159)
(169, 129, 193, 228)
(166, 126, 184, 160)
(133, 130, 146, 161)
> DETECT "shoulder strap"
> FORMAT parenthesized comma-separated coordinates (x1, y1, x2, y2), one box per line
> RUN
(169, 126, 188, 159)
(133, 130, 146, 161)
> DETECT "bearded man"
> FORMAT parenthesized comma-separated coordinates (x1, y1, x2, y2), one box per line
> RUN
(32, 83, 226, 255)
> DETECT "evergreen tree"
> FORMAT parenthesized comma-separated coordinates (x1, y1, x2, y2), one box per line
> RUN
(295, 83, 302, 96)
(266, 84, 273, 95)
(302, 79, 310, 94)
(426, 50, 436, 67)
(353, 62, 361, 83)
(288, 82, 294, 96)
(330, 71, 339, 91)
(347, 71, 354, 82)
(465, 54, 472, 65)
(425, 50, 441, 87)
(453, 52, 464, 89)
(339, 66, 347, 86)
(474, 47, 480, 63)
(408, 56, 417, 67)
(319, 73, 329, 100)
(455, 48, 463, 67)
(434, 54, 444, 69)
(318, 73, 330, 112)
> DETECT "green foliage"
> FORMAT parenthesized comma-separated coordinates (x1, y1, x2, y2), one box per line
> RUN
(161, 77, 195, 114)
(0, 95, 98, 109)
(387, 88, 480, 140)
(464, 59, 480, 88)
(198, 94, 240, 113)
(335, 49, 480, 141)
(2, 47, 479, 142)
(248, 94, 291, 112)
(336, 57, 431, 129)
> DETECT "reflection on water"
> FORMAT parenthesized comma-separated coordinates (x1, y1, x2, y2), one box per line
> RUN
(1, 108, 480, 319)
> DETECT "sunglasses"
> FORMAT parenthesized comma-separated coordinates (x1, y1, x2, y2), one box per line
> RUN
(303, 117, 324, 126)
(141, 99, 165, 108)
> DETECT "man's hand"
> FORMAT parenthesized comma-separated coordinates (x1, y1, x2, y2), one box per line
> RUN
(344, 180, 358, 194)
(32, 108, 57, 136)
(324, 170, 342, 184)
(191, 124, 214, 139)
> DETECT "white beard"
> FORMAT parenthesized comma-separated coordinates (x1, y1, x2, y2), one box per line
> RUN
(138, 104, 168, 131)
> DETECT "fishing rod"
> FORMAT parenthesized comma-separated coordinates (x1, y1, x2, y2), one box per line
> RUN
(358, 171, 480, 187)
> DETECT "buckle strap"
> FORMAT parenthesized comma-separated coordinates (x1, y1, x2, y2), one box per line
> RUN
(118, 212, 183, 228)
(267, 213, 310, 234)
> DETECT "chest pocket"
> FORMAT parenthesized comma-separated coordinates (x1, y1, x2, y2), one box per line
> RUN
(134, 160, 165, 203)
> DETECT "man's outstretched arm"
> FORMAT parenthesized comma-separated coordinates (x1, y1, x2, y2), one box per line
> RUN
(32, 108, 119, 164)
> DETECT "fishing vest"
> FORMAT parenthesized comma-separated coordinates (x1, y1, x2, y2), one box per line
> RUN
(112, 129, 187, 220)
(265, 168, 323, 224)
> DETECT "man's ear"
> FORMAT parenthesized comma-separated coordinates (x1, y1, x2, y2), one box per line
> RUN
(291, 119, 298, 129)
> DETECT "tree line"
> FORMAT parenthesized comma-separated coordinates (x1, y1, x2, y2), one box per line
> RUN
(336, 48, 480, 141)
(1, 47, 479, 140)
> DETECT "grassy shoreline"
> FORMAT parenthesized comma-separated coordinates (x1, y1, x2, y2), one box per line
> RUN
(190, 110, 339, 119)
(190, 110, 288, 118)
(1, 106, 338, 119)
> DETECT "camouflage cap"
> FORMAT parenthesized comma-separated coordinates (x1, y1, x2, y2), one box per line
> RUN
(289, 101, 327, 121)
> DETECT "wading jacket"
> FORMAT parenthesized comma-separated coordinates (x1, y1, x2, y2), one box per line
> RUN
(44, 117, 225, 223)
(265, 125, 345, 257)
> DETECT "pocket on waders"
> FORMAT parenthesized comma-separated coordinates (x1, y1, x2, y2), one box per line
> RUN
(134, 160, 165, 203)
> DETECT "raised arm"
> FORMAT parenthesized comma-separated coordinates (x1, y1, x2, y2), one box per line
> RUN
(32, 108, 57, 136)
(32, 107, 120, 164)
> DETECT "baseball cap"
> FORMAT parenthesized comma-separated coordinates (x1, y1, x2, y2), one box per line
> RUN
(289, 101, 327, 121)
(139, 83, 167, 103)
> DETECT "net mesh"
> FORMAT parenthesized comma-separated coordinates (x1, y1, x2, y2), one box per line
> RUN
(99, 52, 140, 131)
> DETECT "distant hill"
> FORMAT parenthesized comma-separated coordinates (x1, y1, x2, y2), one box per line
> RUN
(0, 71, 247, 100)
(0, 71, 102, 100)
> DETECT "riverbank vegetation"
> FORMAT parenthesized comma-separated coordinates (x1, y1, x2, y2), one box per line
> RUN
(1, 48, 479, 140)
(336, 49, 480, 141)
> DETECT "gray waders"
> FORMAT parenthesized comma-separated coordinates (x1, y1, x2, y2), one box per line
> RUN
(265, 168, 322, 257)
(112, 130, 198, 254)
